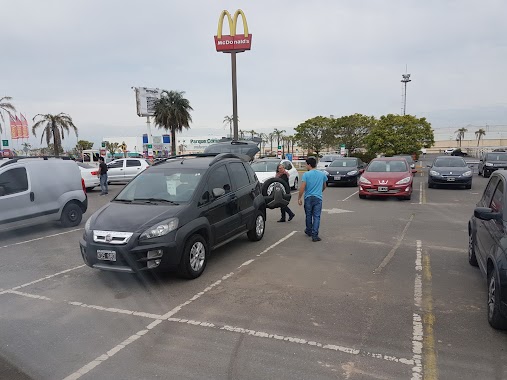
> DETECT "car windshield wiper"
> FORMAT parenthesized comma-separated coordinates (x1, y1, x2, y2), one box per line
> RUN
(133, 198, 179, 205)
(113, 199, 132, 203)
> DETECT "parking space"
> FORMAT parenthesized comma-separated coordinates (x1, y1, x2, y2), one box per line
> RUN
(1, 165, 506, 379)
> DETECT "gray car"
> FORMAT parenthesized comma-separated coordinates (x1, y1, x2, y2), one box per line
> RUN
(478, 152, 507, 178)
(428, 156, 473, 189)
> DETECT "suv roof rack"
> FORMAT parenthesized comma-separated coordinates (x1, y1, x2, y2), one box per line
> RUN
(0, 156, 73, 168)
(151, 153, 219, 166)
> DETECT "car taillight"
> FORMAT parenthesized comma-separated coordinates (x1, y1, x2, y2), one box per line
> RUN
(91, 171, 98, 176)
(81, 178, 86, 193)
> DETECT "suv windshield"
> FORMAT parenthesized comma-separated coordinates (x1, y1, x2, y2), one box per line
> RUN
(433, 158, 466, 167)
(486, 153, 507, 161)
(251, 161, 279, 172)
(115, 168, 204, 203)
(367, 161, 407, 172)
(329, 159, 357, 167)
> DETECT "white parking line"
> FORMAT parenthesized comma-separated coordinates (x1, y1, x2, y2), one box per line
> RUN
(0, 228, 83, 250)
(341, 191, 358, 201)
(419, 182, 423, 205)
(61, 232, 298, 380)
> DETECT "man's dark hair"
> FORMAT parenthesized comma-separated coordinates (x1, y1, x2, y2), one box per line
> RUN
(306, 157, 317, 168)
(99, 157, 105, 162)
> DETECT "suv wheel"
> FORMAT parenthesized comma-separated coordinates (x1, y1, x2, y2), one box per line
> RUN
(468, 229, 478, 267)
(178, 234, 207, 279)
(262, 178, 290, 196)
(484, 170, 491, 178)
(292, 178, 299, 190)
(247, 211, 265, 242)
(487, 268, 507, 329)
(61, 202, 83, 227)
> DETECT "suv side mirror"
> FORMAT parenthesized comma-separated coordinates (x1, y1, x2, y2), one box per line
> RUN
(474, 207, 502, 221)
(212, 188, 226, 198)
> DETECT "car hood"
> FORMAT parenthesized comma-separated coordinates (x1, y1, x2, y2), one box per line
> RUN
(255, 172, 276, 183)
(362, 171, 412, 184)
(325, 167, 358, 175)
(431, 166, 470, 175)
(90, 202, 185, 233)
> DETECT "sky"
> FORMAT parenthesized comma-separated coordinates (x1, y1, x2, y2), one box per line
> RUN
(1, 0, 507, 149)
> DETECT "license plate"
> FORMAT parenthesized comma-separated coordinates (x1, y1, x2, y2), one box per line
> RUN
(378, 186, 388, 192)
(446, 178, 456, 182)
(334, 176, 341, 180)
(97, 250, 116, 261)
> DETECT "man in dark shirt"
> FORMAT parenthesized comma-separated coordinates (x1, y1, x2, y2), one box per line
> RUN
(98, 157, 108, 195)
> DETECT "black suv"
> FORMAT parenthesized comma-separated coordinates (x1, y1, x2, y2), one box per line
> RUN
(479, 152, 507, 178)
(468, 170, 507, 329)
(80, 153, 286, 279)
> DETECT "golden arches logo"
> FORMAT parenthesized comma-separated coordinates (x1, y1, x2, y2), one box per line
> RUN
(214, 9, 252, 53)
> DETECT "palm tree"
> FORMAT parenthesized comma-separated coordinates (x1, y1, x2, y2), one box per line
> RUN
(273, 128, 286, 154)
(455, 127, 468, 148)
(268, 132, 275, 155)
(21, 142, 32, 155)
(475, 128, 486, 147)
(105, 142, 120, 158)
(0, 96, 16, 134)
(239, 130, 245, 139)
(154, 90, 193, 155)
(248, 130, 256, 139)
(258, 133, 268, 156)
(32, 113, 78, 157)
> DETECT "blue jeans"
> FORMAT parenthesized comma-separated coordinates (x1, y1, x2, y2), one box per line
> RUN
(100, 174, 108, 194)
(304, 196, 322, 238)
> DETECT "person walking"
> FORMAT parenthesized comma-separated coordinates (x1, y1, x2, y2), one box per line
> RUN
(276, 164, 295, 222)
(298, 157, 327, 242)
(98, 157, 108, 196)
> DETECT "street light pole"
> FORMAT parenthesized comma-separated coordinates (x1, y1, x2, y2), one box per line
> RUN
(401, 73, 411, 115)
(231, 52, 239, 140)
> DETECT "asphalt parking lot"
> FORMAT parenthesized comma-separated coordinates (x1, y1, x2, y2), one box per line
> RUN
(1, 154, 506, 380)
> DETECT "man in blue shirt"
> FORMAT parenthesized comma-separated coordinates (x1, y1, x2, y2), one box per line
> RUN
(298, 157, 327, 242)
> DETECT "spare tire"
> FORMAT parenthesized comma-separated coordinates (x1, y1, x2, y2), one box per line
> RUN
(261, 177, 290, 197)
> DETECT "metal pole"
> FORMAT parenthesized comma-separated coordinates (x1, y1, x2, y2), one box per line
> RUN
(403, 82, 407, 116)
(231, 52, 239, 140)
(146, 116, 153, 158)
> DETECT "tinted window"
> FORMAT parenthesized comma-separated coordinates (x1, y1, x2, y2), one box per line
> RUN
(433, 158, 466, 167)
(330, 159, 357, 167)
(251, 161, 279, 172)
(482, 176, 499, 204)
(0, 167, 29, 196)
(367, 160, 408, 172)
(490, 181, 504, 213)
(108, 160, 123, 169)
(229, 162, 250, 190)
(283, 161, 293, 170)
(208, 165, 232, 196)
(126, 160, 141, 167)
(486, 153, 507, 161)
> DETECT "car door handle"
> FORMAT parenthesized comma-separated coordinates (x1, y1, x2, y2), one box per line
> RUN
(30, 192, 35, 202)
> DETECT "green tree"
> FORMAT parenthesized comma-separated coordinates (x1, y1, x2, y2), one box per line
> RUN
(32, 113, 78, 157)
(75, 140, 94, 154)
(332, 113, 376, 153)
(455, 127, 468, 148)
(294, 116, 336, 156)
(248, 130, 256, 139)
(21, 142, 32, 155)
(365, 114, 434, 156)
(273, 128, 286, 151)
(105, 142, 120, 158)
(46, 143, 64, 155)
(154, 90, 193, 155)
(475, 128, 486, 147)
(0, 96, 16, 134)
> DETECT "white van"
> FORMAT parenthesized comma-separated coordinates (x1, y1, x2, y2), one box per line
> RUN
(0, 157, 88, 229)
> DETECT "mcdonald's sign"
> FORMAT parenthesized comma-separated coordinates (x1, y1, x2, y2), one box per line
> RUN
(214, 9, 252, 53)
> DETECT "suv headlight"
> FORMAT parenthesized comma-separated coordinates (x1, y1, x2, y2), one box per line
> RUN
(396, 176, 411, 185)
(429, 170, 440, 176)
(347, 170, 358, 176)
(462, 171, 472, 177)
(486, 162, 494, 167)
(140, 218, 179, 240)
(359, 176, 371, 184)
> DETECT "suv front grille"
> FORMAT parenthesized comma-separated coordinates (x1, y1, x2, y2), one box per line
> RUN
(93, 230, 134, 245)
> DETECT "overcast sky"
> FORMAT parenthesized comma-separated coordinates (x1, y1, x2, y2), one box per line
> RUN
(1, 0, 506, 148)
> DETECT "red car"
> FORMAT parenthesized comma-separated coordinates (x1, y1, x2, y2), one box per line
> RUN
(358, 157, 416, 200)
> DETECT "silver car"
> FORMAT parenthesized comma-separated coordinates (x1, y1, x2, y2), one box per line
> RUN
(106, 158, 151, 184)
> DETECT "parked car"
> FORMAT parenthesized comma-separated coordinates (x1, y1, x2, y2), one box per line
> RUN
(251, 158, 299, 190)
(451, 149, 468, 157)
(204, 140, 260, 159)
(324, 157, 365, 186)
(80, 153, 288, 279)
(358, 157, 416, 200)
(77, 162, 100, 191)
(427, 156, 473, 189)
(393, 154, 416, 169)
(468, 170, 507, 329)
(444, 148, 455, 155)
(317, 154, 342, 170)
(0, 157, 87, 229)
(107, 158, 151, 184)
(478, 152, 507, 178)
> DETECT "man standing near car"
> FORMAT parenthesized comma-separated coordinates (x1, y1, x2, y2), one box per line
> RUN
(98, 156, 108, 195)
(298, 157, 327, 242)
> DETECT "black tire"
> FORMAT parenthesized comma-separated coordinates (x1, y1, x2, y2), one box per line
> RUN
(85, 187, 95, 192)
(428, 181, 434, 188)
(262, 177, 290, 196)
(399, 194, 411, 201)
(487, 268, 507, 329)
(359, 194, 367, 199)
(247, 211, 265, 242)
(352, 177, 358, 187)
(60, 202, 83, 227)
(484, 170, 491, 178)
(468, 229, 479, 267)
(465, 183, 472, 190)
(292, 177, 299, 190)
(178, 234, 208, 279)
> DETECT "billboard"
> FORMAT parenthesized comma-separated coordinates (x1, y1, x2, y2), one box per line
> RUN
(135, 87, 162, 117)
